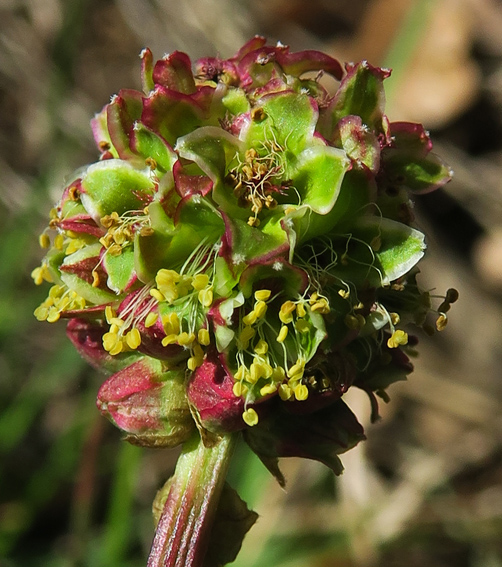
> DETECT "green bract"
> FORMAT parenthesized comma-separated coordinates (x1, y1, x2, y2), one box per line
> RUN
(33, 37, 454, 476)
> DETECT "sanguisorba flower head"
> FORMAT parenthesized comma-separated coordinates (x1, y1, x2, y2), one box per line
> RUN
(33, 37, 455, 475)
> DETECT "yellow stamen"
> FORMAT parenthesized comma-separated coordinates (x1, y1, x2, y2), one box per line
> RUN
(126, 328, 142, 349)
(436, 314, 447, 331)
(39, 233, 51, 249)
(294, 384, 309, 401)
(242, 310, 258, 326)
(254, 339, 269, 355)
(198, 328, 211, 346)
(242, 408, 259, 427)
(198, 287, 213, 307)
(145, 312, 159, 328)
(277, 325, 288, 343)
(177, 332, 195, 346)
(91, 270, 100, 288)
(54, 233, 65, 250)
(387, 329, 408, 349)
(279, 301, 296, 324)
(254, 300, 267, 319)
(161, 334, 178, 347)
(162, 312, 180, 335)
(278, 384, 293, 401)
(296, 302, 306, 318)
(260, 383, 277, 396)
(150, 288, 166, 302)
(233, 382, 248, 397)
(254, 289, 271, 301)
(192, 273, 209, 291)
(105, 305, 115, 324)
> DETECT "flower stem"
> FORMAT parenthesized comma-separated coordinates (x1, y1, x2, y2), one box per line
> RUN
(148, 432, 237, 567)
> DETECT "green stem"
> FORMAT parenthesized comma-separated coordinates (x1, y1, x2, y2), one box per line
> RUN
(148, 432, 237, 567)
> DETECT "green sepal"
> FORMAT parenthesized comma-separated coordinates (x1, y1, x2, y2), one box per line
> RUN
(289, 145, 349, 214)
(245, 91, 317, 161)
(132, 122, 178, 172)
(60, 243, 118, 304)
(103, 246, 136, 293)
(80, 160, 155, 221)
(222, 88, 250, 116)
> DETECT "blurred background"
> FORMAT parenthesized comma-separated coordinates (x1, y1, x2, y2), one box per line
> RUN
(1, 0, 502, 565)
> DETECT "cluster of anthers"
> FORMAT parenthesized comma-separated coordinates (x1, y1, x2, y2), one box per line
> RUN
(226, 136, 290, 227)
(232, 287, 332, 426)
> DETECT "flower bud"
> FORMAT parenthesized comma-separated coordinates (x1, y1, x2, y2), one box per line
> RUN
(97, 358, 195, 447)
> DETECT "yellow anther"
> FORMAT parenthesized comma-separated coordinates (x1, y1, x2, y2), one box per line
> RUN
(338, 289, 350, 299)
(34, 305, 49, 321)
(387, 329, 408, 349)
(192, 273, 209, 290)
(238, 325, 255, 349)
(108, 244, 122, 256)
(294, 384, 309, 401)
(110, 317, 125, 327)
(109, 324, 120, 334)
(296, 302, 306, 318)
(46, 307, 61, 323)
(247, 216, 260, 227)
(31, 264, 54, 285)
(188, 357, 202, 371)
(91, 270, 100, 288)
(162, 312, 180, 335)
(145, 312, 159, 328)
(289, 359, 305, 379)
(161, 334, 178, 347)
(198, 328, 211, 346)
(49, 285, 65, 298)
(311, 297, 330, 314)
(156, 269, 181, 286)
(66, 238, 87, 255)
(103, 331, 119, 352)
(178, 332, 195, 346)
(150, 288, 166, 302)
(39, 233, 51, 249)
(233, 382, 248, 397)
(113, 229, 127, 245)
(54, 233, 65, 250)
(198, 287, 213, 308)
(242, 310, 258, 326)
(436, 313, 448, 331)
(254, 289, 271, 301)
(254, 339, 269, 355)
(249, 362, 263, 384)
(126, 328, 142, 349)
(271, 366, 286, 382)
(234, 365, 248, 382)
(279, 301, 296, 324)
(109, 339, 125, 356)
(105, 305, 115, 324)
(242, 408, 259, 427)
(278, 384, 293, 401)
(276, 325, 288, 343)
(390, 312, 400, 325)
(254, 300, 267, 319)
(295, 320, 310, 334)
(260, 383, 277, 396)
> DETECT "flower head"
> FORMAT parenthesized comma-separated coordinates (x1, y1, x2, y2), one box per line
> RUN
(34, 37, 454, 474)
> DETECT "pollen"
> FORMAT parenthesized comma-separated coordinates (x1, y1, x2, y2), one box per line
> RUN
(242, 408, 259, 427)
(277, 325, 288, 343)
(254, 289, 271, 301)
(145, 312, 159, 328)
(387, 329, 408, 348)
